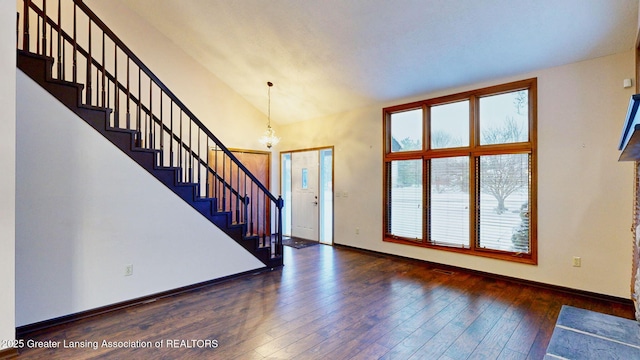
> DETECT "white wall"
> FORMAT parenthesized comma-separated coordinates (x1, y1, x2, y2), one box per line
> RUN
(15, 72, 265, 326)
(280, 51, 636, 298)
(0, 0, 16, 349)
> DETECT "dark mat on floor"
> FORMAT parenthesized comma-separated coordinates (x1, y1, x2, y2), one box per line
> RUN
(545, 305, 640, 359)
(282, 237, 319, 249)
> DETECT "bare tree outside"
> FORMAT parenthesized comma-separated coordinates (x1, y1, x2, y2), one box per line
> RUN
(431, 130, 454, 149)
(513, 90, 528, 115)
(480, 152, 527, 214)
(480, 92, 528, 214)
(400, 137, 421, 151)
(396, 137, 421, 187)
(431, 130, 464, 149)
(481, 116, 525, 145)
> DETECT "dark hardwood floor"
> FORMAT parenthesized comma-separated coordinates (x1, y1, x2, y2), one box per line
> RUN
(15, 245, 634, 359)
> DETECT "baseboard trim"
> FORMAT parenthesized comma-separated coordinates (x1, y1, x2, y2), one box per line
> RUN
(0, 348, 18, 360)
(334, 243, 633, 306)
(16, 265, 280, 338)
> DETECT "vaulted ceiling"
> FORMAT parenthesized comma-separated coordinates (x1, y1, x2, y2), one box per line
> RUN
(117, 0, 638, 124)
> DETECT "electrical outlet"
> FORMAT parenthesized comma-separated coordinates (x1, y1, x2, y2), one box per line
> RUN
(125, 264, 134, 276)
(356, 228, 360, 235)
(572, 257, 581, 267)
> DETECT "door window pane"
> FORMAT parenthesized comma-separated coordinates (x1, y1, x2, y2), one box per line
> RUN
(390, 109, 422, 152)
(387, 160, 422, 240)
(281, 153, 292, 235)
(431, 101, 469, 149)
(478, 154, 530, 252)
(430, 157, 469, 247)
(301, 168, 308, 189)
(319, 149, 333, 244)
(479, 90, 528, 145)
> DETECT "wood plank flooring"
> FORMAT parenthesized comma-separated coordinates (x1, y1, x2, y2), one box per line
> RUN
(16, 245, 634, 359)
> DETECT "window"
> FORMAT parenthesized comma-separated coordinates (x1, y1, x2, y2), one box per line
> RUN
(390, 109, 422, 152)
(383, 79, 537, 264)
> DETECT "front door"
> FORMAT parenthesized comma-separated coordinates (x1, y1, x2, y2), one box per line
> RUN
(291, 150, 319, 241)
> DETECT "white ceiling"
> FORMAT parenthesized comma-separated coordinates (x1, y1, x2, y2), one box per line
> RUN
(118, 0, 638, 125)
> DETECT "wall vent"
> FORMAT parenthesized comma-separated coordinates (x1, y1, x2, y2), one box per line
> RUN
(432, 269, 455, 275)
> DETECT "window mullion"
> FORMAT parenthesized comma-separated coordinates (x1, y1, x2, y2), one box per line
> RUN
(470, 95, 478, 148)
(470, 155, 478, 251)
(424, 104, 430, 151)
(423, 157, 429, 245)
(423, 104, 429, 245)
(469, 96, 478, 251)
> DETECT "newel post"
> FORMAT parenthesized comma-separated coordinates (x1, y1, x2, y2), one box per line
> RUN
(276, 195, 284, 256)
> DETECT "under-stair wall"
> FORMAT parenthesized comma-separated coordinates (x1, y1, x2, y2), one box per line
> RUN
(16, 70, 267, 327)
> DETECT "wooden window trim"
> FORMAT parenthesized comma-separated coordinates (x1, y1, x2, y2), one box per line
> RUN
(383, 78, 537, 265)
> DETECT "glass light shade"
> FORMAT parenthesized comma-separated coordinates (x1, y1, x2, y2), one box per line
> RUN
(259, 125, 280, 148)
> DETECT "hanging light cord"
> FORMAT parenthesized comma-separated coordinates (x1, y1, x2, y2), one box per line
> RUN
(267, 81, 273, 127)
(259, 81, 279, 148)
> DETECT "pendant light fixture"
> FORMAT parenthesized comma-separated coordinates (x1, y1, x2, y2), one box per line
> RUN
(259, 81, 280, 149)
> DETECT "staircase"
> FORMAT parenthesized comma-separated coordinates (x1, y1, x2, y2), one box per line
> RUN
(16, 0, 283, 268)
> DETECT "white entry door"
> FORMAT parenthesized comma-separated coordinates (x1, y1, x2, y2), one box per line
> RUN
(291, 151, 319, 241)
